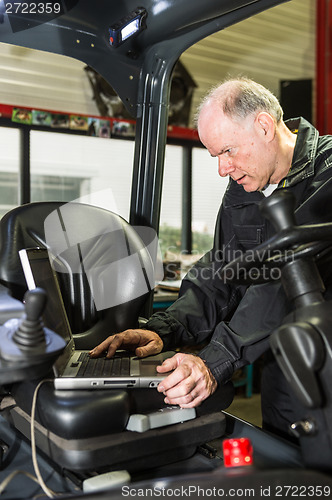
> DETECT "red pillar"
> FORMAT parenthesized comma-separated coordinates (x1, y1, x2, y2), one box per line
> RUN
(316, 0, 332, 134)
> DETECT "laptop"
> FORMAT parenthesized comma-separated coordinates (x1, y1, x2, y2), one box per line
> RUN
(19, 247, 173, 390)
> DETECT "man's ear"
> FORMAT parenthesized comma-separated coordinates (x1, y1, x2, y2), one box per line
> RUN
(255, 112, 276, 142)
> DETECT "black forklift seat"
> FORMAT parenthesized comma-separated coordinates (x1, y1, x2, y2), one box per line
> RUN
(0, 201, 155, 349)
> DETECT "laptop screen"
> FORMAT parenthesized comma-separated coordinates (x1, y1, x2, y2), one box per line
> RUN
(19, 247, 75, 374)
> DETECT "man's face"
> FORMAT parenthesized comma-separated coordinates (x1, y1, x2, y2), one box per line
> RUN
(198, 105, 277, 192)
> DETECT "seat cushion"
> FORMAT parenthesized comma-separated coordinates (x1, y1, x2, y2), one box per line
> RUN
(11, 381, 131, 439)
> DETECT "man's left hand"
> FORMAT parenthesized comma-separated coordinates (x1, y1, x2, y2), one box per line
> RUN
(156, 353, 217, 408)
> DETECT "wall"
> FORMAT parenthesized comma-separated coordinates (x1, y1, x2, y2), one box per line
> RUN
(0, 42, 96, 114)
(182, 0, 316, 124)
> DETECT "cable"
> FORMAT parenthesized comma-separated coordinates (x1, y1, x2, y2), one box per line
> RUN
(0, 380, 61, 497)
(0, 469, 43, 495)
(30, 379, 57, 498)
(0, 468, 58, 497)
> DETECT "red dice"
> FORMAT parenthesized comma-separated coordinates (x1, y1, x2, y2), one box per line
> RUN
(222, 437, 253, 467)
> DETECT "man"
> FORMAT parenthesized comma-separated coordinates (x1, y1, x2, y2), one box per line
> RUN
(90, 78, 332, 439)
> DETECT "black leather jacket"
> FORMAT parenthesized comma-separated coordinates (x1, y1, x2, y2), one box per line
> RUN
(146, 118, 332, 384)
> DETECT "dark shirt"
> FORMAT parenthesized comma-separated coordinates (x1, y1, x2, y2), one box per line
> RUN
(146, 117, 332, 384)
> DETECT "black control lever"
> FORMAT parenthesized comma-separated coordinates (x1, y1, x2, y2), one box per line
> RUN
(270, 321, 325, 408)
(260, 190, 296, 231)
(0, 288, 66, 384)
(13, 288, 47, 351)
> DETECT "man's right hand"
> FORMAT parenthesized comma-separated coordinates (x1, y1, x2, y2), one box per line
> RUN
(89, 329, 163, 358)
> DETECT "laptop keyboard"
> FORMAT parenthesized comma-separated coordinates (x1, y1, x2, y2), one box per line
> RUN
(76, 352, 131, 377)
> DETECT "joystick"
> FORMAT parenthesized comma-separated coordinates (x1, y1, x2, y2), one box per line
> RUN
(259, 189, 296, 231)
(13, 288, 47, 352)
(0, 288, 66, 384)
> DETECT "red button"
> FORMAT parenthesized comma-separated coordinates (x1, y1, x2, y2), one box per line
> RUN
(222, 437, 253, 467)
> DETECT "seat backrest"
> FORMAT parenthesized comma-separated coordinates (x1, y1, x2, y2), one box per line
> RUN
(0, 201, 157, 349)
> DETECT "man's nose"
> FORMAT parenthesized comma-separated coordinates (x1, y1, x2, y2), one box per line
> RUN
(218, 157, 235, 177)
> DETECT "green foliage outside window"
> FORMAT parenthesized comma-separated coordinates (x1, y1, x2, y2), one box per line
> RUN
(159, 223, 213, 259)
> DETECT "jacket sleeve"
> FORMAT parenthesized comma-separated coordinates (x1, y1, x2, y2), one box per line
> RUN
(145, 186, 249, 353)
(198, 281, 290, 383)
(146, 251, 247, 350)
(145, 181, 270, 382)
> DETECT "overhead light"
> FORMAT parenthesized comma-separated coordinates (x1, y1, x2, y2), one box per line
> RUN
(108, 7, 147, 48)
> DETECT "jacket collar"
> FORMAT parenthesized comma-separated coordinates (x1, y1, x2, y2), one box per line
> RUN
(223, 179, 263, 209)
(281, 117, 319, 187)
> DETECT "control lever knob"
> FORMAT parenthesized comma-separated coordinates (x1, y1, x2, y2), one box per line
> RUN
(290, 419, 316, 438)
(260, 190, 296, 231)
(24, 287, 47, 321)
(0, 286, 66, 383)
(12, 288, 47, 350)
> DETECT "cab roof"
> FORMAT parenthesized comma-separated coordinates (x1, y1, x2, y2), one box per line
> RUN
(0, 0, 290, 116)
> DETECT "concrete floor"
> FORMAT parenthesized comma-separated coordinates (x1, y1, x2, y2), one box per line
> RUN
(227, 392, 262, 427)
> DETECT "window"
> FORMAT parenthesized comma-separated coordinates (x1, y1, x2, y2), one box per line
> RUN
(192, 147, 229, 255)
(159, 145, 183, 259)
(0, 127, 20, 217)
(30, 131, 134, 220)
(31, 174, 84, 202)
(0, 123, 228, 270)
